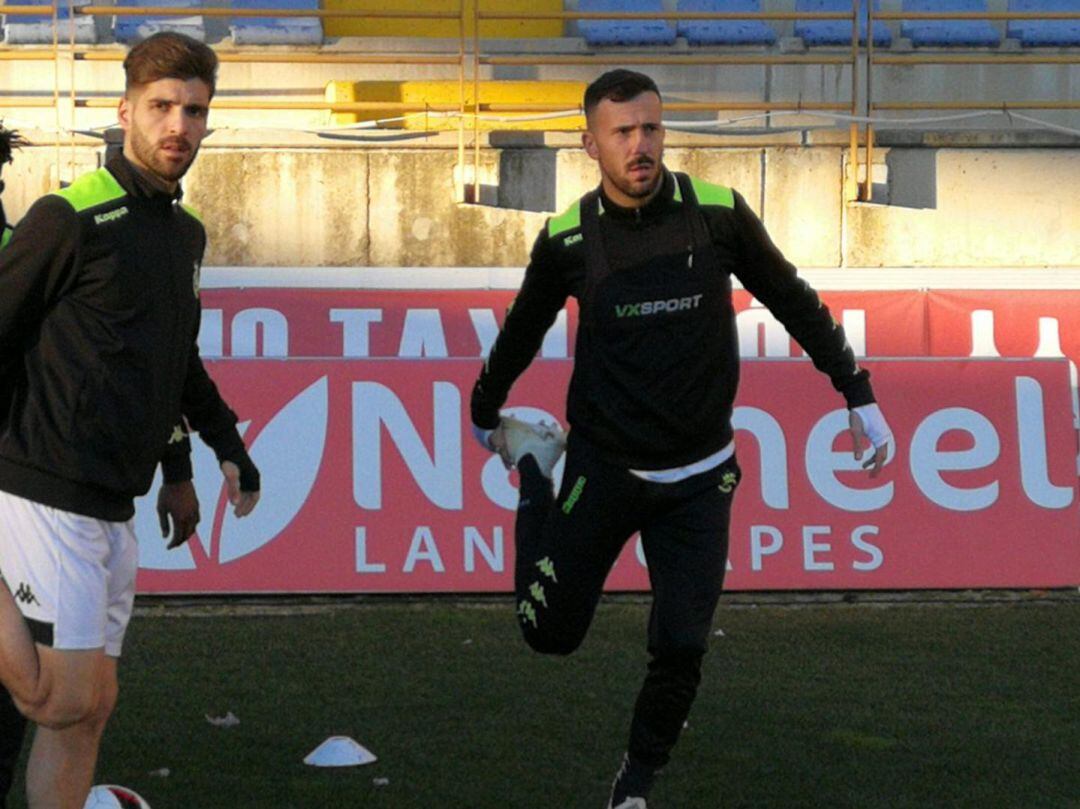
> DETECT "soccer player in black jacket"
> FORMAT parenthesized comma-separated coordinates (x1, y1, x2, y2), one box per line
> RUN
(0, 123, 26, 809)
(0, 34, 259, 807)
(471, 70, 894, 809)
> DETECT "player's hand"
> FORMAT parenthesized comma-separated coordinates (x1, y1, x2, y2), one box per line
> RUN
(471, 423, 497, 452)
(222, 460, 260, 517)
(489, 421, 514, 469)
(849, 403, 893, 479)
(846, 401, 889, 477)
(157, 480, 200, 549)
(473, 421, 514, 466)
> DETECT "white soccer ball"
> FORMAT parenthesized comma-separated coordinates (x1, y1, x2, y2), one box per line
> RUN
(83, 784, 152, 809)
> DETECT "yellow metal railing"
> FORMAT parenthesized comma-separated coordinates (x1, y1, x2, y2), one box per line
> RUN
(0, 3, 1077, 202)
(470, 6, 863, 202)
(856, 6, 1080, 200)
(0, 1, 475, 191)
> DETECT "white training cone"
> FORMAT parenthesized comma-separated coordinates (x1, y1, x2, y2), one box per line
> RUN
(303, 735, 378, 767)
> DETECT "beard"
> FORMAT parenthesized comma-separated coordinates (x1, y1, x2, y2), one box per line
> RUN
(604, 155, 662, 201)
(128, 125, 198, 184)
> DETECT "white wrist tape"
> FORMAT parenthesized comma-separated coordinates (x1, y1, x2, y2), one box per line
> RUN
(472, 423, 495, 451)
(852, 403, 893, 449)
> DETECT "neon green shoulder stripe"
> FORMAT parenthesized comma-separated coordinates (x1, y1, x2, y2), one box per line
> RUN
(50, 168, 127, 212)
(181, 203, 203, 224)
(547, 200, 581, 239)
(689, 176, 734, 209)
(0, 226, 11, 249)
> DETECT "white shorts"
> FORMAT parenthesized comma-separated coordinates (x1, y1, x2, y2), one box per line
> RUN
(0, 489, 137, 658)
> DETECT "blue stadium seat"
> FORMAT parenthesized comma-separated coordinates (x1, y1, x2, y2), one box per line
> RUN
(113, 0, 206, 43)
(795, 0, 892, 46)
(3, 0, 97, 44)
(677, 0, 776, 46)
(1006, 0, 1080, 46)
(901, 0, 1001, 46)
(579, 0, 676, 46)
(230, 0, 322, 45)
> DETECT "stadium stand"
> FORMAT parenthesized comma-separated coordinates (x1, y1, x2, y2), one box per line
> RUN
(578, 0, 676, 46)
(230, 0, 323, 44)
(794, 0, 892, 46)
(113, 0, 206, 43)
(322, 0, 562, 39)
(677, 0, 777, 46)
(3, 0, 96, 44)
(1006, 0, 1080, 46)
(900, 0, 1001, 46)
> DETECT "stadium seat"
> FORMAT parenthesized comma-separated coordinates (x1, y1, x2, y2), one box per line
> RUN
(230, 0, 323, 45)
(677, 0, 777, 46)
(113, 0, 206, 43)
(578, 0, 676, 46)
(3, 0, 97, 44)
(901, 0, 1001, 46)
(794, 0, 892, 46)
(1006, 0, 1080, 46)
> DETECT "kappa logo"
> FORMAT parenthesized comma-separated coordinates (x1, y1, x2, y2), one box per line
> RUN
(93, 206, 129, 226)
(718, 470, 738, 494)
(13, 583, 39, 606)
(134, 377, 329, 572)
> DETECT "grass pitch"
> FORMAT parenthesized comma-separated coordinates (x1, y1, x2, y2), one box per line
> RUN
(8, 595, 1080, 808)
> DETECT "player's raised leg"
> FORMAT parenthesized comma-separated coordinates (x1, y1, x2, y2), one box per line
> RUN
(24, 653, 116, 808)
(501, 425, 640, 656)
(0, 683, 27, 804)
(0, 490, 138, 808)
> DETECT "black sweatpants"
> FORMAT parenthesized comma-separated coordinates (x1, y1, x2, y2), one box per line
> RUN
(0, 684, 25, 806)
(513, 432, 739, 769)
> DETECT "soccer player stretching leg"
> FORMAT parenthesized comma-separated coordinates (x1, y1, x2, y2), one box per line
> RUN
(471, 70, 893, 808)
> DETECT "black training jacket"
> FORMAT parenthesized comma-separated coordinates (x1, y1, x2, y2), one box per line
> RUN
(472, 169, 875, 471)
(0, 154, 247, 521)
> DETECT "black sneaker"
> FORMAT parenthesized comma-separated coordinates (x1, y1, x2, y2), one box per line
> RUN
(607, 753, 656, 809)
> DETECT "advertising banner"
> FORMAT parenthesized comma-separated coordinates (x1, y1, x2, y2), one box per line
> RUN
(193, 289, 933, 360)
(134, 357, 1080, 593)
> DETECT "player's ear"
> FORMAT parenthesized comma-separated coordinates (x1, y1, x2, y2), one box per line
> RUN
(118, 95, 132, 131)
(582, 130, 599, 160)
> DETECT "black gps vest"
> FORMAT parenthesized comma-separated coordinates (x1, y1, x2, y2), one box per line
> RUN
(568, 173, 740, 469)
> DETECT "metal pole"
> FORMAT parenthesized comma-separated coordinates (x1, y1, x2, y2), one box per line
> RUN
(847, 0, 859, 203)
(472, 0, 480, 205)
(69, 0, 77, 179)
(863, 0, 875, 202)
(51, 0, 61, 187)
(458, 0, 466, 201)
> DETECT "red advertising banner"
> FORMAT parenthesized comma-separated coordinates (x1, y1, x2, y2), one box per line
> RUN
(196, 287, 1080, 364)
(134, 358, 1080, 593)
(927, 291, 1080, 361)
(195, 289, 932, 360)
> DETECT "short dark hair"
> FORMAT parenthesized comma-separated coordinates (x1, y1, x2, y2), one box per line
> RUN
(0, 125, 26, 166)
(123, 32, 218, 98)
(583, 69, 661, 120)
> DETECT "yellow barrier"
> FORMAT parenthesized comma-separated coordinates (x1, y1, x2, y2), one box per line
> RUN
(326, 79, 586, 129)
(322, 0, 562, 39)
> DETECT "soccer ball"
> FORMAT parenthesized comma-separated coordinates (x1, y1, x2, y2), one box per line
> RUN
(83, 785, 152, 809)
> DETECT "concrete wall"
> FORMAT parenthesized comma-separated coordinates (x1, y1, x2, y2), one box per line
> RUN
(184, 150, 370, 266)
(844, 149, 1080, 267)
(2, 142, 1078, 268)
